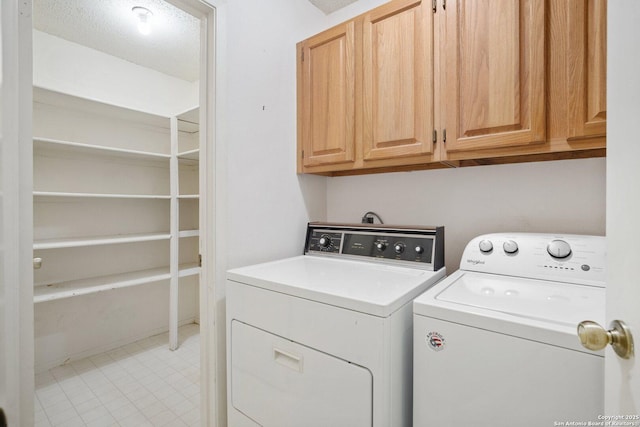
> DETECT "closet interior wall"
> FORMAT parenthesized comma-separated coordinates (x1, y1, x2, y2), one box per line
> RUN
(32, 31, 200, 373)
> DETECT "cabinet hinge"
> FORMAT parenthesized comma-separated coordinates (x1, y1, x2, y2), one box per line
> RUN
(302, 150, 305, 159)
(432, 0, 437, 13)
(442, 0, 446, 10)
(199, 254, 202, 268)
(432, 129, 437, 144)
(301, 49, 304, 62)
(443, 129, 447, 143)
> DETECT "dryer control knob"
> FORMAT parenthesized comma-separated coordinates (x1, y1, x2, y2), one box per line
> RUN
(503, 240, 519, 254)
(479, 239, 494, 253)
(394, 243, 406, 254)
(415, 245, 424, 254)
(375, 241, 387, 252)
(318, 236, 332, 248)
(547, 239, 572, 259)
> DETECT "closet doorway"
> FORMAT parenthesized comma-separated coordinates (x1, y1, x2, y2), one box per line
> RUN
(31, 0, 216, 425)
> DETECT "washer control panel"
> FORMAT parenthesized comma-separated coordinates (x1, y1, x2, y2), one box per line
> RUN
(305, 222, 445, 271)
(462, 233, 606, 287)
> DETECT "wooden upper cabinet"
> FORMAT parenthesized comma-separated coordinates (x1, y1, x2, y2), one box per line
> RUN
(297, 21, 357, 170)
(442, 0, 546, 154)
(567, 0, 607, 139)
(362, 0, 434, 161)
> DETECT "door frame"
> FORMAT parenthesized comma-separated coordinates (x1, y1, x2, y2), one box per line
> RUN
(4, 0, 227, 425)
(1, 0, 34, 425)
(162, 1, 226, 425)
(168, 0, 230, 425)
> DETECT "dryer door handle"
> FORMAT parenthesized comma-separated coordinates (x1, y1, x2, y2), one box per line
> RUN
(273, 347, 304, 373)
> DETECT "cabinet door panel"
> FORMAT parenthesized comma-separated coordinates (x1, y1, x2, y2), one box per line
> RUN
(567, 0, 607, 138)
(299, 22, 356, 167)
(363, 0, 433, 161)
(444, 0, 545, 152)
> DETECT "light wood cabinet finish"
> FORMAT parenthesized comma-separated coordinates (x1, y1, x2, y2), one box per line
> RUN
(567, 0, 607, 139)
(297, 0, 606, 176)
(362, 0, 434, 161)
(442, 0, 545, 155)
(298, 21, 357, 169)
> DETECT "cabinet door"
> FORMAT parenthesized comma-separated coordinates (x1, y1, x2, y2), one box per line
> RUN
(567, 0, 607, 139)
(443, 0, 545, 153)
(362, 0, 434, 161)
(298, 22, 356, 169)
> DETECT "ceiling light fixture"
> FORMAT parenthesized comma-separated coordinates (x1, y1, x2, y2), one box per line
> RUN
(132, 6, 153, 35)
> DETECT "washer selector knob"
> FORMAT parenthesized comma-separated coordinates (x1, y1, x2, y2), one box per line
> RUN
(415, 245, 424, 254)
(375, 241, 388, 252)
(394, 243, 406, 254)
(479, 239, 494, 253)
(547, 239, 572, 259)
(503, 240, 519, 254)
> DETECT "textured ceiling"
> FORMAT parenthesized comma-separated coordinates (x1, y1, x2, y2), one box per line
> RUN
(309, 0, 360, 14)
(33, 0, 200, 82)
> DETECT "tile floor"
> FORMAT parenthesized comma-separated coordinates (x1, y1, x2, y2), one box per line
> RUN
(34, 323, 201, 427)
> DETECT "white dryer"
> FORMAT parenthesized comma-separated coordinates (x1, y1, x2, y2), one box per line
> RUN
(413, 233, 606, 427)
(226, 222, 446, 427)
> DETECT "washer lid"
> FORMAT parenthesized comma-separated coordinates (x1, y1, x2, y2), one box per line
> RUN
(413, 271, 605, 353)
(227, 255, 445, 317)
(436, 271, 604, 326)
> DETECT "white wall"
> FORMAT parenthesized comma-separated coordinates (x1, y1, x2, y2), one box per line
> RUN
(223, 0, 333, 270)
(33, 30, 198, 117)
(327, 158, 606, 271)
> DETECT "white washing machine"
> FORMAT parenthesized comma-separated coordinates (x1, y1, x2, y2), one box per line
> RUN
(413, 233, 606, 427)
(226, 222, 446, 427)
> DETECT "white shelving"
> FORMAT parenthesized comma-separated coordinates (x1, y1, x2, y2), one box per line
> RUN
(33, 88, 201, 350)
(33, 232, 171, 250)
(34, 137, 171, 162)
(34, 263, 200, 304)
(34, 267, 172, 303)
(34, 191, 171, 200)
(179, 229, 200, 238)
(178, 148, 199, 161)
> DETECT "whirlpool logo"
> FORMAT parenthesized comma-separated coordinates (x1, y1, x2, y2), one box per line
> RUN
(466, 259, 485, 265)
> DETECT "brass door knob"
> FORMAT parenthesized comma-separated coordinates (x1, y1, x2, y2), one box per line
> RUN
(577, 320, 634, 359)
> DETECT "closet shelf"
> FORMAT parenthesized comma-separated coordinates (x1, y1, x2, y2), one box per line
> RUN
(34, 263, 201, 303)
(34, 191, 171, 200)
(179, 229, 200, 238)
(177, 149, 199, 161)
(34, 232, 171, 250)
(34, 137, 171, 162)
(179, 263, 201, 278)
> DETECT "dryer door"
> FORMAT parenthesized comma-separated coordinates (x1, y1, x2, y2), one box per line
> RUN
(231, 320, 373, 427)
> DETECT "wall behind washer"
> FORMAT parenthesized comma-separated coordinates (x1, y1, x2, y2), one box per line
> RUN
(326, 158, 606, 271)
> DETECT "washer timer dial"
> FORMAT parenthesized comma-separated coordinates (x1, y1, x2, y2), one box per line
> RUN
(547, 239, 572, 259)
